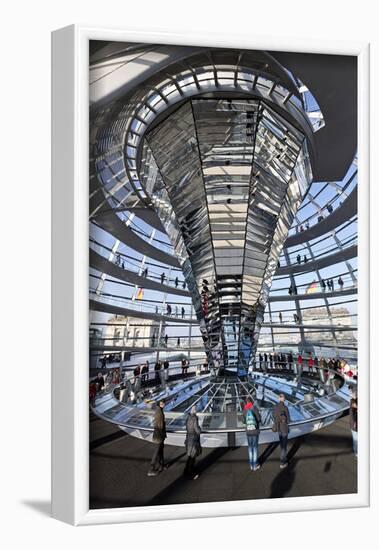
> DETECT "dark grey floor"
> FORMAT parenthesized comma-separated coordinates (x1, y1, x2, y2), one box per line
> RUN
(89, 415, 357, 509)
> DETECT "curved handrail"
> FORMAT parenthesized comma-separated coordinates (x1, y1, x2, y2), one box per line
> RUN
(92, 365, 350, 435)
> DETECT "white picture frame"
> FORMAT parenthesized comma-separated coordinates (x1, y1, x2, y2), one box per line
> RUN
(51, 24, 370, 526)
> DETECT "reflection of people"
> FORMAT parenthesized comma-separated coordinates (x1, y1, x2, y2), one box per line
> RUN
(184, 406, 202, 479)
(243, 397, 261, 471)
(273, 393, 290, 469)
(95, 373, 105, 392)
(148, 400, 167, 476)
(350, 390, 358, 458)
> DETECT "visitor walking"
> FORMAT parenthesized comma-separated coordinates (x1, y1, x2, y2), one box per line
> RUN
(243, 396, 261, 472)
(243, 397, 261, 471)
(350, 389, 358, 458)
(148, 400, 167, 476)
(183, 405, 202, 479)
(273, 393, 291, 468)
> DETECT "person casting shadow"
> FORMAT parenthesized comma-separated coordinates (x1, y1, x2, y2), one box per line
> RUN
(183, 405, 202, 480)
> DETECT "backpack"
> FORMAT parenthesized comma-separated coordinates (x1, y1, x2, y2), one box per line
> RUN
(245, 408, 258, 431)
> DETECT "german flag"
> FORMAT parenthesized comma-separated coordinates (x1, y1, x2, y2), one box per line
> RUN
(136, 287, 144, 300)
(306, 280, 318, 294)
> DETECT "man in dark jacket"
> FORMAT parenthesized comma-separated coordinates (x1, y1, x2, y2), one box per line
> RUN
(148, 400, 167, 476)
(243, 397, 262, 471)
(273, 393, 291, 468)
(184, 405, 202, 479)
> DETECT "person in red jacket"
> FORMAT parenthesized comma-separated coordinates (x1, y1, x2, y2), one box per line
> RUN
(308, 353, 314, 373)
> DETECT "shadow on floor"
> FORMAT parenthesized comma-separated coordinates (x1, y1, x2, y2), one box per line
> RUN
(269, 461, 297, 498)
(21, 500, 51, 517)
(259, 442, 279, 466)
(147, 447, 231, 506)
(268, 438, 304, 498)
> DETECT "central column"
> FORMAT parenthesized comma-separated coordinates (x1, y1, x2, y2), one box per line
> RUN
(143, 98, 312, 376)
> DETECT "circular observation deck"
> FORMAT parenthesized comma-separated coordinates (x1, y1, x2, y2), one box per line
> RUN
(92, 365, 352, 448)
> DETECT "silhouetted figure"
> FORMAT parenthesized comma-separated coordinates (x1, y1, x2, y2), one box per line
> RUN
(181, 358, 186, 375)
(181, 307, 185, 319)
(321, 279, 326, 292)
(148, 400, 167, 476)
(279, 312, 283, 324)
(338, 276, 344, 290)
(350, 389, 358, 458)
(164, 334, 168, 347)
(160, 272, 166, 284)
(184, 406, 202, 480)
(296, 254, 301, 265)
(175, 276, 179, 287)
(273, 393, 291, 469)
(155, 361, 161, 382)
(303, 255, 308, 263)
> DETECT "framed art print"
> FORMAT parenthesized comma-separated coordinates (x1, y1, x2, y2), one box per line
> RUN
(51, 25, 370, 525)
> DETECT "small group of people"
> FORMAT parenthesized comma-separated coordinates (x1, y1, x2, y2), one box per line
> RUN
(295, 203, 335, 234)
(133, 360, 171, 385)
(89, 369, 120, 404)
(148, 401, 201, 479)
(320, 277, 344, 292)
(159, 272, 186, 289)
(243, 394, 290, 471)
(147, 393, 294, 478)
(295, 254, 308, 265)
(257, 351, 326, 374)
(133, 361, 150, 382)
(162, 304, 187, 319)
(99, 353, 122, 368)
(114, 253, 126, 270)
